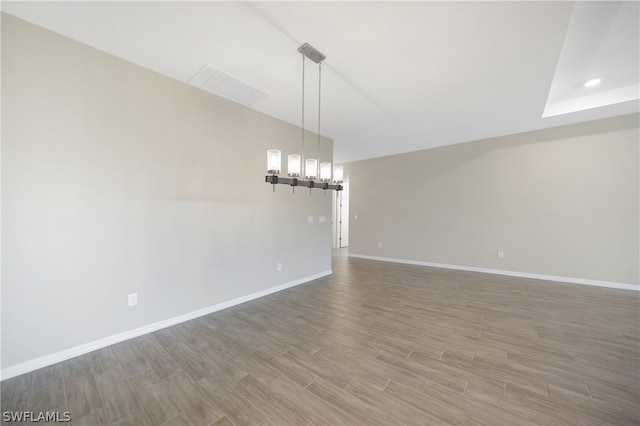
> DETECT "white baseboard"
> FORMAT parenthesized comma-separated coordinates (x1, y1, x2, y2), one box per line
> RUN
(348, 253, 639, 291)
(0, 270, 332, 381)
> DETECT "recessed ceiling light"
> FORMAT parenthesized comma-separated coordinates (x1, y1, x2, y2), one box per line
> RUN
(584, 78, 602, 88)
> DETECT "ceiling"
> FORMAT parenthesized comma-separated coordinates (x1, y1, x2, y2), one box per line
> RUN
(2, 1, 638, 163)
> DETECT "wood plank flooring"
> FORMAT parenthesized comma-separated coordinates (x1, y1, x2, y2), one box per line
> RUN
(2, 255, 639, 425)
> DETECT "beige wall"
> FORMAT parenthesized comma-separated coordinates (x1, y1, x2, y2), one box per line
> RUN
(1, 14, 333, 370)
(346, 114, 639, 287)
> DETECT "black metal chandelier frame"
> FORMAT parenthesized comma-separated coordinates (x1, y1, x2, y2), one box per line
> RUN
(265, 175, 342, 191)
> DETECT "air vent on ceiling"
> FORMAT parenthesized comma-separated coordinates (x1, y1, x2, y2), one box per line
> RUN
(188, 64, 268, 106)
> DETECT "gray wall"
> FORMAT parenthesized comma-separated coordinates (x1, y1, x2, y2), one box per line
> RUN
(2, 14, 333, 370)
(346, 114, 639, 287)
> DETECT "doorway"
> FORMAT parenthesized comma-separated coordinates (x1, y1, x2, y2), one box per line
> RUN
(333, 181, 349, 248)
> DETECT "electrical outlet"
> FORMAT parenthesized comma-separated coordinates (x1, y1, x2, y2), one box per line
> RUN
(497, 250, 505, 259)
(128, 293, 138, 307)
(378, 242, 383, 248)
(307, 216, 314, 224)
(277, 262, 282, 271)
(354, 214, 358, 220)
(319, 216, 326, 223)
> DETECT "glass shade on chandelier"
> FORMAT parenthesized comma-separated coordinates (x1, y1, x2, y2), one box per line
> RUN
(288, 154, 301, 177)
(320, 162, 332, 182)
(333, 165, 344, 183)
(267, 149, 281, 174)
(305, 159, 318, 180)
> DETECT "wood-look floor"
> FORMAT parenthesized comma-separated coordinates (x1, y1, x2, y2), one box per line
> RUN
(2, 255, 639, 425)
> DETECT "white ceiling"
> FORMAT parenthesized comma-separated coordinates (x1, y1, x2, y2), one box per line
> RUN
(2, 1, 638, 163)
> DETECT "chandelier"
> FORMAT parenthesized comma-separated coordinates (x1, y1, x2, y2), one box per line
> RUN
(265, 43, 343, 192)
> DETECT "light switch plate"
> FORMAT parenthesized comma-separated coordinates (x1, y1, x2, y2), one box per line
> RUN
(128, 293, 138, 307)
